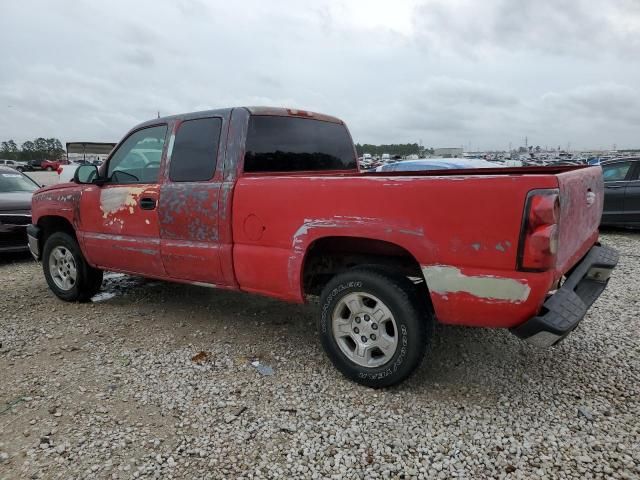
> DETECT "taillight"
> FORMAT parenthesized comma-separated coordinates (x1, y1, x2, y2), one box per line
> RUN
(518, 189, 560, 271)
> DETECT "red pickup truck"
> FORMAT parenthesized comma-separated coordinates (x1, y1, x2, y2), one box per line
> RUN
(40, 159, 69, 171)
(27, 107, 618, 387)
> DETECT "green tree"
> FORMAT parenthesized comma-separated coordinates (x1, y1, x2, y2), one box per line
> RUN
(20, 141, 36, 161)
(0, 140, 19, 160)
(34, 137, 48, 158)
(45, 138, 64, 160)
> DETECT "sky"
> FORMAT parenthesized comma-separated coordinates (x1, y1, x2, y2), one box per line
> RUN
(1, 0, 640, 151)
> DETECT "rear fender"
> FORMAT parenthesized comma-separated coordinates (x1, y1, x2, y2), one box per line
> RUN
(290, 216, 430, 300)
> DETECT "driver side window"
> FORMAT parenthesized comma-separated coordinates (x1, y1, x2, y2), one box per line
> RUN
(107, 125, 167, 184)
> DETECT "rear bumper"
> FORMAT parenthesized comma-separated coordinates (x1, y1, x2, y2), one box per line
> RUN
(26, 224, 41, 260)
(511, 244, 619, 347)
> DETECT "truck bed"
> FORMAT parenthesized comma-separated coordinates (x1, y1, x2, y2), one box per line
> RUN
(234, 165, 603, 329)
(363, 164, 586, 177)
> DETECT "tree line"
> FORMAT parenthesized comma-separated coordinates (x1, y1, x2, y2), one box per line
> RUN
(355, 143, 434, 157)
(0, 138, 65, 161)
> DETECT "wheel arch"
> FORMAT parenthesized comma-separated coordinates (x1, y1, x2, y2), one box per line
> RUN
(300, 235, 431, 303)
(38, 216, 78, 256)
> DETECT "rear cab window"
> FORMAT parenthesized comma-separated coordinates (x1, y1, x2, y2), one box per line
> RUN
(244, 116, 356, 173)
(169, 117, 222, 182)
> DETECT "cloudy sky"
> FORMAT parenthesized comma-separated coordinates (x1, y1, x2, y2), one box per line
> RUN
(1, 0, 640, 150)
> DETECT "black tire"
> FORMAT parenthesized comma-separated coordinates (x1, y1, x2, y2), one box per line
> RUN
(42, 232, 103, 302)
(319, 267, 433, 388)
(16, 167, 24, 172)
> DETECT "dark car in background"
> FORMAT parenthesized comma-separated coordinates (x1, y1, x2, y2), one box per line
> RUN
(0, 166, 39, 252)
(601, 157, 640, 228)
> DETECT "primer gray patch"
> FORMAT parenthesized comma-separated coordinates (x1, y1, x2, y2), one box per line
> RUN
(421, 265, 530, 302)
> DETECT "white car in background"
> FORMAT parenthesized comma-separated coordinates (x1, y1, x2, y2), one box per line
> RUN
(0, 159, 31, 172)
(57, 163, 81, 183)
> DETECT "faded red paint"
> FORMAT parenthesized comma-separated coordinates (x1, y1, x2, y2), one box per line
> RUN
(555, 167, 603, 276)
(30, 107, 605, 331)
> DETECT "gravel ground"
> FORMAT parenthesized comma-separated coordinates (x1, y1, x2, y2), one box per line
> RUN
(0, 230, 639, 479)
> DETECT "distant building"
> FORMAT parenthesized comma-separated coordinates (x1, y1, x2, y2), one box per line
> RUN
(434, 147, 463, 158)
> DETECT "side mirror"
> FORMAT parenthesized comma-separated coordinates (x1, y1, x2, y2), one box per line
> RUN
(73, 164, 99, 184)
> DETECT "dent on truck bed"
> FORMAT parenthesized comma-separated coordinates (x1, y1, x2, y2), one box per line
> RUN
(421, 265, 531, 303)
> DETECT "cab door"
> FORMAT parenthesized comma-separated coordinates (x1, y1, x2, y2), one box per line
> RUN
(602, 160, 634, 226)
(159, 116, 227, 285)
(79, 124, 168, 276)
(623, 161, 640, 225)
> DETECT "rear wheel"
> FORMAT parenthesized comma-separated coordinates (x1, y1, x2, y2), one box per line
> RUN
(42, 232, 103, 302)
(319, 267, 433, 388)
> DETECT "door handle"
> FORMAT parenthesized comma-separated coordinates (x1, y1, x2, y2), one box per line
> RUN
(139, 197, 157, 210)
(605, 185, 623, 189)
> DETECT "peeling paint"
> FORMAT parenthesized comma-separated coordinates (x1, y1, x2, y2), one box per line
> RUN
(421, 265, 530, 302)
(159, 184, 219, 241)
(398, 227, 425, 237)
(112, 245, 157, 255)
(190, 281, 218, 288)
(100, 187, 144, 218)
(471, 243, 481, 251)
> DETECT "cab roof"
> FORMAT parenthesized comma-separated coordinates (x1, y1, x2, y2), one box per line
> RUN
(137, 106, 344, 129)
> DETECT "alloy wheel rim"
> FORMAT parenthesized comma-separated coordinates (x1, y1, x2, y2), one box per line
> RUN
(49, 246, 77, 291)
(332, 292, 399, 368)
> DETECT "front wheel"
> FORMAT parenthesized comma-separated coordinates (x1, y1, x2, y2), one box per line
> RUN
(45, 166, 53, 171)
(42, 232, 103, 302)
(319, 268, 433, 388)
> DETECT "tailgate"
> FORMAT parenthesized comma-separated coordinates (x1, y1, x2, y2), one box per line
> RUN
(555, 166, 603, 274)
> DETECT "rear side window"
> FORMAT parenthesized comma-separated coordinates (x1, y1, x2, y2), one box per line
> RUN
(244, 116, 356, 172)
(602, 161, 632, 181)
(170, 117, 222, 182)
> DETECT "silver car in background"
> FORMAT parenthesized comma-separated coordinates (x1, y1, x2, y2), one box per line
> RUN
(0, 166, 39, 253)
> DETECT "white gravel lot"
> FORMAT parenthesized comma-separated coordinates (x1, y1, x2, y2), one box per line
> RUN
(0, 230, 638, 479)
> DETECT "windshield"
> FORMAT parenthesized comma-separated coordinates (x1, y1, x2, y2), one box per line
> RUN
(0, 172, 39, 192)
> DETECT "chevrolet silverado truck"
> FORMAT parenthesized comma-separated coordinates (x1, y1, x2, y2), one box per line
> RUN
(27, 107, 618, 387)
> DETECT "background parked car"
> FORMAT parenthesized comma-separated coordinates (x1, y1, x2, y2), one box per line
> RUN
(374, 158, 500, 172)
(57, 163, 80, 183)
(29, 159, 44, 169)
(40, 159, 69, 171)
(601, 157, 640, 228)
(0, 166, 39, 253)
(0, 159, 33, 172)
